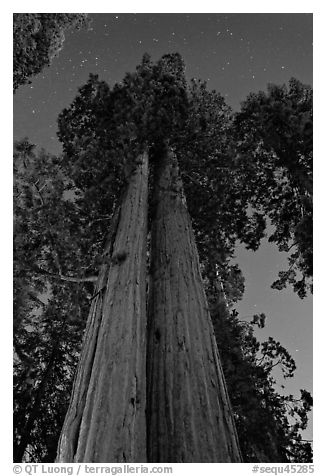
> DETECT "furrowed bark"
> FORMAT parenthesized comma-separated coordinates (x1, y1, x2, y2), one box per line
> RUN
(56, 152, 149, 463)
(147, 146, 242, 462)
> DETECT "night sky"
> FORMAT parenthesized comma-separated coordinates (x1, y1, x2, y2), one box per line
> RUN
(13, 13, 313, 438)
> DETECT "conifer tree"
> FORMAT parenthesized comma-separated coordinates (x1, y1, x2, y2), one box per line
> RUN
(13, 53, 312, 463)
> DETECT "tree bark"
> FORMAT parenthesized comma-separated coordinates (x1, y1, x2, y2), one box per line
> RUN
(56, 152, 149, 462)
(147, 146, 242, 462)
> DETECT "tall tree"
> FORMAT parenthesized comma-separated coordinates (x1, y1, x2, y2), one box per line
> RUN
(55, 57, 312, 462)
(13, 54, 312, 463)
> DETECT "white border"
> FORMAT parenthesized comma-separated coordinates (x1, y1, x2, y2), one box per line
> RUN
(4, 3, 324, 473)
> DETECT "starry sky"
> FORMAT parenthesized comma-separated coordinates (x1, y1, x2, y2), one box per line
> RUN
(13, 13, 313, 438)
(14, 13, 313, 152)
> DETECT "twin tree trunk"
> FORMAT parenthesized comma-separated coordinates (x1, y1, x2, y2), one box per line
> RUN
(57, 147, 241, 463)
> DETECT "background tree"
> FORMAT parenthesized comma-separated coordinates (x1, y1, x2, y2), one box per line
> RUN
(13, 13, 90, 92)
(14, 140, 91, 461)
(207, 283, 312, 462)
(14, 286, 84, 462)
(233, 79, 313, 298)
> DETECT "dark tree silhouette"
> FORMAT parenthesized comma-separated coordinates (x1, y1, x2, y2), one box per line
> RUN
(13, 13, 89, 91)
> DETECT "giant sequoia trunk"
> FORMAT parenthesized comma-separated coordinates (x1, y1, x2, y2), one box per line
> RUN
(146, 147, 242, 462)
(57, 152, 149, 463)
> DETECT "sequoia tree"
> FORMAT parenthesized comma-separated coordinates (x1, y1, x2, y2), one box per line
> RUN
(13, 53, 312, 462)
(55, 53, 242, 462)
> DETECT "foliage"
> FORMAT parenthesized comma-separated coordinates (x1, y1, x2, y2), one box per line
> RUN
(13, 13, 89, 91)
(233, 79, 313, 298)
(14, 286, 84, 462)
(56, 56, 265, 290)
(13, 140, 94, 461)
(208, 291, 312, 462)
(57, 54, 188, 186)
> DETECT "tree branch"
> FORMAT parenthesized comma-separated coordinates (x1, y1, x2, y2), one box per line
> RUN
(33, 182, 45, 205)
(32, 264, 98, 283)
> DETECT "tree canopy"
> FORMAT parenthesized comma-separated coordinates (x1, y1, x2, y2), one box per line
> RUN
(233, 79, 312, 298)
(13, 13, 89, 91)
